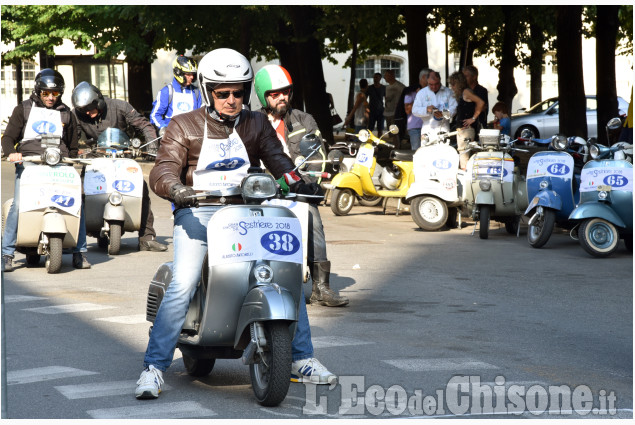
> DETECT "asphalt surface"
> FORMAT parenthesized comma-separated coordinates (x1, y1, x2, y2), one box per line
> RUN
(1, 158, 632, 420)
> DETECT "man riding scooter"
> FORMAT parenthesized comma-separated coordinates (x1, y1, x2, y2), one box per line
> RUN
(254, 64, 349, 308)
(135, 48, 338, 399)
(71, 82, 167, 252)
(2, 69, 90, 271)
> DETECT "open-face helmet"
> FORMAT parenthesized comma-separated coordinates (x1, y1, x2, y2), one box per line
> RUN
(254, 64, 293, 109)
(198, 48, 253, 109)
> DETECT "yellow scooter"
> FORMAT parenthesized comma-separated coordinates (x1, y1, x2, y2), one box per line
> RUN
(329, 125, 415, 216)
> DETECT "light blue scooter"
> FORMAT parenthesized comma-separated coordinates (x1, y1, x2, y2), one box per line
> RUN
(524, 135, 589, 248)
(568, 118, 633, 257)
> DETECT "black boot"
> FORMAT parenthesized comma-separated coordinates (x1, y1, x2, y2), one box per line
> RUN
(309, 261, 349, 307)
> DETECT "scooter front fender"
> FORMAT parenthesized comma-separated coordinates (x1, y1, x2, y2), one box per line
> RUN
(406, 181, 458, 203)
(524, 190, 562, 216)
(41, 210, 68, 234)
(103, 203, 126, 222)
(234, 284, 298, 348)
(475, 190, 495, 205)
(330, 172, 364, 196)
(568, 203, 627, 228)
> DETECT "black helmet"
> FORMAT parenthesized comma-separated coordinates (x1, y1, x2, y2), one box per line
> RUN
(71, 81, 106, 114)
(34, 68, 65, 96)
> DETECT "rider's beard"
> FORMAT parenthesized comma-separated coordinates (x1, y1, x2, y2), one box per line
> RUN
(272, 101, 289, 117)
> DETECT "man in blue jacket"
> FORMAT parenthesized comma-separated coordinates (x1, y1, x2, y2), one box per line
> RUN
(150, 55, 202, 138)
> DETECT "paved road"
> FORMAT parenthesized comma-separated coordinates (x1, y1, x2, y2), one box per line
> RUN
(1, 159, 632, 419)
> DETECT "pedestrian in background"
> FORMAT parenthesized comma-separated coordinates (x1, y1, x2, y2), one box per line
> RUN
(448, 71, 485, 170)
(344, 78, 369, 133)
(366, 72, 385, 136)
(492, 101, 511, 136)
(463, 65, 488, 130)
(383, 69, 406, 146)
(404, 92, 423, 150)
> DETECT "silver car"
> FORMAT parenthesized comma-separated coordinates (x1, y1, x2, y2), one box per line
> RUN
(510, 95, 629, 139)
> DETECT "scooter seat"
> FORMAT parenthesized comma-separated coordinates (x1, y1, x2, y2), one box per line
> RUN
(390, 150, 416, 162)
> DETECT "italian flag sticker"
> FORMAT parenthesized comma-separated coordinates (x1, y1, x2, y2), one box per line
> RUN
(232, 243, 242, 252)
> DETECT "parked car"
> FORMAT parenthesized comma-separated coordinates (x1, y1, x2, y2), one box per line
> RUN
(509, 96, 629, 139)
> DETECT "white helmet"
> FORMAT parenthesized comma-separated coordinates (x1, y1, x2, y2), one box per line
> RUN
(198, 48, 253, 108)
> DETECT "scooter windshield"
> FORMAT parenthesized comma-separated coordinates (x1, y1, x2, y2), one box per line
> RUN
(97, 128, 131, 150)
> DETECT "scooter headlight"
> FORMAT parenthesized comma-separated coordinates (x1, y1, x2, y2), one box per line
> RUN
(598, 190, 608, 200)
(590, 144, 600, 159)
(479, 179, 491, 191)
(131, 138, 142, 148)
(254, 264, 274, 283)
(357, 129, 370, 143)
(539, 180, 549, 189)
(242, 174, 277, 202)
(44, 149, 61, 166)
(550, 135, 568, 151)
(109, 191, 123, 206)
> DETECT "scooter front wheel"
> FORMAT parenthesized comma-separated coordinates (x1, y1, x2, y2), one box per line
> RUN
(183, 354, 216, 377)
(527, 209, 556, 248)
(108, 221, 122, 255)
(579, 218, 619, 258)
(250, 321, 292, 407)
(479, 205, 490, 240)
(45, 235, 63, 274)
(411, 196, 448, 231)
(330, 188, 355, 216)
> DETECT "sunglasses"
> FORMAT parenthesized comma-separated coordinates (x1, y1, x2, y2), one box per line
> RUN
(212, 89, 244, 100)
(41, 90, 61, 98)
(268, 88, 291, 99)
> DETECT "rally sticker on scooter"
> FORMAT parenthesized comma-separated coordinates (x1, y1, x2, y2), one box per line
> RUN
(580, 167, 633, 192)
(207, 216, 303, 266)
(527, 154, 573, 180)
(355, 146, 375, 169)
(84, 158, 143, 197)
(473, 158, 514, 182)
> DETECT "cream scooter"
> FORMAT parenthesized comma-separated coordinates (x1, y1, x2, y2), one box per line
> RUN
(2, 135, 84, 273)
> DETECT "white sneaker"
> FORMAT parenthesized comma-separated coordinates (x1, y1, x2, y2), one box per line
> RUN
(135, 365, 164, 399)
(290, 357, 337, 385)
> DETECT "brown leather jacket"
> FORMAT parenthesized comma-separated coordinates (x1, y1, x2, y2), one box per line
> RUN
(149, 107, 295, 200)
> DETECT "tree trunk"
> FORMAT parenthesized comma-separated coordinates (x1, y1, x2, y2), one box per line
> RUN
(496, 6, 520, 113)
(347, 28, 359, 116)
(595, 5, 619, 144)
(16, 61, 23, 104)
(127, 59, 154, 114)
(287, 6, 333, 144)
(528, 20, 545, 108)
(275, 20, 304, 111)
(556, 6, 587, 138)
(404, 6, 430, 86)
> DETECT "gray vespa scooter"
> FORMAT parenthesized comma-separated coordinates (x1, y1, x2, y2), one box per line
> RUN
(146, 173, 306, 406)
(82, 128, 144, 254)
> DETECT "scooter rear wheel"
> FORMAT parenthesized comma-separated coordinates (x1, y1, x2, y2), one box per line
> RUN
(183, 354, 216, 377)
(527, 209, 556, 248)
(411, 196, 448, 231)
(579, 218, 619, 258)
(330, 188, 355, 216)
(250, 321, 292, 407)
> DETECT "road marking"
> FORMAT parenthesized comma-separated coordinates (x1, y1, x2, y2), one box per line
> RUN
(94, 314, 148, 324)
(382, 358, 499, 371)
(311, 336, 373, 348)
(22, 303, 116, 314)
(87, 401, 217, 419)
(4, 295, 47, 303)
(55, 380, 172, 399)
(7, 366, 99, 385)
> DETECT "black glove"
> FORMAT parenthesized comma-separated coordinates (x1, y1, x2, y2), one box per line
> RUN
(169, 183, 199, 208)
(291, 181, 324, 204)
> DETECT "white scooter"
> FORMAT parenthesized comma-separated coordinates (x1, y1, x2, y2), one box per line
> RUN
(2, 135, 84, 273)
(82, 128, 144, 254)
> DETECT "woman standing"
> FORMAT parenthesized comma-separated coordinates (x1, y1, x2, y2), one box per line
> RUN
(448, 71, 485, 169)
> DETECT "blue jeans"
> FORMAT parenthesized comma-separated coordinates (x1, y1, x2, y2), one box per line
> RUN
(408, 128, 422, 151)
(143, 206, 314, 371)
(1, 163, 87, 258)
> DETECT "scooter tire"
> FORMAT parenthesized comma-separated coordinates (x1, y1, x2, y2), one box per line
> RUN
(108, 222, 122, 255)
(45, 235, 63, 274)
(527, 209, 556, 248)
(250, 322, 292, 407)
(357, 191, 383, 207)
(330, 188, 355, 216)
(479, 205, 490, 239)
(505, 215, 521, 235)
(411, 196, 448, 231)
(183, 354, 216, 377)
(579, 218, 619, 258)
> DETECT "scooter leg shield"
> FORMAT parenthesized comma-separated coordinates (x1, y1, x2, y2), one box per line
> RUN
(41, 212, 68, 234)
(234, 285, 298, 349)
(103, 203, 126, 222)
